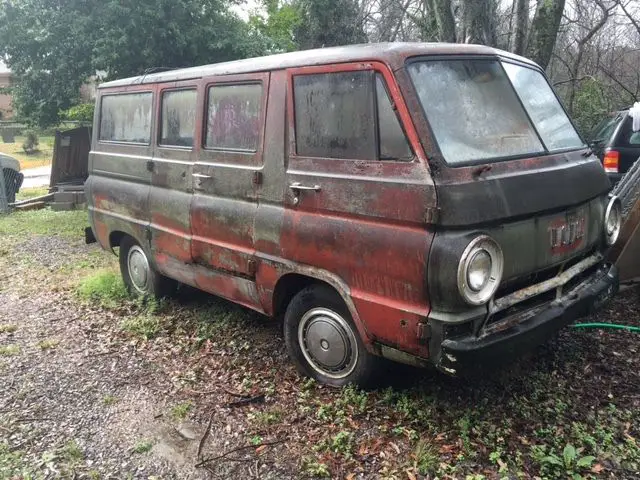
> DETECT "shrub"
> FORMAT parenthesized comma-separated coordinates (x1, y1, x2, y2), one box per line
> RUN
(60, 103, 95, 123)
(21, 130, 39, 154)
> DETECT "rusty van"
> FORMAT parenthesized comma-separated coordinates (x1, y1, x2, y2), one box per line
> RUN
(85, 43, 621, 386)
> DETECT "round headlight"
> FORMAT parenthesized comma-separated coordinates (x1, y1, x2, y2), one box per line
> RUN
(467, 250, 491, 292)
(604, 196, 622, 246)
(457, 235, 504, 306)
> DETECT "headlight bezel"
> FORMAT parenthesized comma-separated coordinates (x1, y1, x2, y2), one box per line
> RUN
(457, 235, 504, 306)
(604, 195, 622, 246)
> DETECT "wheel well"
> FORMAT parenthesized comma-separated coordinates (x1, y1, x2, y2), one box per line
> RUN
(272, 274, 342, 319)
(108, 231, 127, 250)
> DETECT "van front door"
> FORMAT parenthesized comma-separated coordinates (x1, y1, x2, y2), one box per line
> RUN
(282, 64, 436, 358)
(149, 82, 199, 281)
(190, 72, 270, 310)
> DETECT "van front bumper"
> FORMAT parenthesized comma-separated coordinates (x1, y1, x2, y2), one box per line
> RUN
(436, 263, 618, 375)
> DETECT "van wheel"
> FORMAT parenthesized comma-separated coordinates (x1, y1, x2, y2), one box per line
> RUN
(283, 284, 379, 387)
(119, 236, 172, 299)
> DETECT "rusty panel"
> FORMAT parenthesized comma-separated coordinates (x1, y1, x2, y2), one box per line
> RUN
(191, 196, 257, 276)
(90, 175, 150, 247)
(194, 265, 263, 312)
(50, 127, 91, 187)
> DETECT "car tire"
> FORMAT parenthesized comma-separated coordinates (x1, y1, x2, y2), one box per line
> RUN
(283, 284, 381, 388)
(119, 236, 174, 299)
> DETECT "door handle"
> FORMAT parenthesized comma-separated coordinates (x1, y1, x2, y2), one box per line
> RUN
(192, 173, 212, 179)
(146, 160, 154, 172)
(289, 182, 321, 192)
(289, 182, 321, 205)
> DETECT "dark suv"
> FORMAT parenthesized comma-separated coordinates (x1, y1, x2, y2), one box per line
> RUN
(590, 109, 640, 183)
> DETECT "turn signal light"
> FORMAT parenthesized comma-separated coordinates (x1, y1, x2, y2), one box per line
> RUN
(603, 151, 619, 173)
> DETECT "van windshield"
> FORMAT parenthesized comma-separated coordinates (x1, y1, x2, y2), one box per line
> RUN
(407, 59, 584, 165)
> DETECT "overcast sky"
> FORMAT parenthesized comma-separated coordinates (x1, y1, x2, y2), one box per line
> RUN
(0, 61, 8, 73)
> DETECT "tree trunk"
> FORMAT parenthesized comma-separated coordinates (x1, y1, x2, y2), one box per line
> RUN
(525, 0, 566, 70)
(432, 0, 456, 43)
(513, 0, 528, 55)
(462, 0, 497, 46)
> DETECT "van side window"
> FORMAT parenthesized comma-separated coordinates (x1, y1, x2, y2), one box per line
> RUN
(205, 83, 262, 151)
(99, 92, 152, 144)
(160, 89, 197, 147)
(375, 74, 412, 160)
(293, 71, 376, 160)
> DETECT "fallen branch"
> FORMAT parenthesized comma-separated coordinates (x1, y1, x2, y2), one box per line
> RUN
(223, 388, 253, 398)
(226, 394, 265, 408)
(197, 412, 215, 460)
(195, 438, 287, 468)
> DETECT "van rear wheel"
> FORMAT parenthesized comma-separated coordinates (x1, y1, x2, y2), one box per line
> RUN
(119, 236, 172, 299)
(283, 284, 379, 387)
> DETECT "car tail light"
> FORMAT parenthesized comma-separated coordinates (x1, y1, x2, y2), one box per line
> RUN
(603, 151, 619, 173)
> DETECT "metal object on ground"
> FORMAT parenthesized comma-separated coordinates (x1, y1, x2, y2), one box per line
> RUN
(608, 155, 640, 282)
(0, 154, 23, 213)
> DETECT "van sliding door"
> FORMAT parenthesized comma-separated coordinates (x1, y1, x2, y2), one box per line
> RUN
(148, 81, 199, 281)
(191, 72, 270, 310)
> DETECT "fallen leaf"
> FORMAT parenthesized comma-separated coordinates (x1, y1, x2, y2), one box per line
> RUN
(439, 444, 456, 454)
(406, 469, 417, 480)
(591, 463, 604, 474)
(255, 445, 267, 454)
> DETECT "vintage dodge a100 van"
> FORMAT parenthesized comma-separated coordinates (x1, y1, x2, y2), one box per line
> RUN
(86, 43, 620, 386)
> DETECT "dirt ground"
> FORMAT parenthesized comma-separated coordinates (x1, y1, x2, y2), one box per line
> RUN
(1, 209, 639, 479)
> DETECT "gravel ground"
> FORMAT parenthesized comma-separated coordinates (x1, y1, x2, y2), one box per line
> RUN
(1, 210, 639, 479)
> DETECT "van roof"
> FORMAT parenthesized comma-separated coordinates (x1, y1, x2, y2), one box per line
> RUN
(99, 42, 538, 89)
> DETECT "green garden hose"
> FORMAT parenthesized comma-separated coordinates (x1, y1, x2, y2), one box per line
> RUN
(572, 322, 640, 333)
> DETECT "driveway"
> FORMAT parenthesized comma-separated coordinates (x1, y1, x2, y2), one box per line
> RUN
(21, 164, 51, 189)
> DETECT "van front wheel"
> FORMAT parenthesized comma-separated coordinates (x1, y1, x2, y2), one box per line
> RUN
(119, 236, 171, 299)
(283, 285, 379, 387)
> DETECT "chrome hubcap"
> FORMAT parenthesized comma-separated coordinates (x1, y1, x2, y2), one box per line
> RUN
(298, 307, 358, 379)
(127, 245, 150, 294)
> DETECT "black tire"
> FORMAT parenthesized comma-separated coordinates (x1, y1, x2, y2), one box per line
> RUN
(118, 236, 174, 299)
(283, 284, 381, 387)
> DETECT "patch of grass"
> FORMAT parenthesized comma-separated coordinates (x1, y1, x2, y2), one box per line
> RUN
(315, 430, 354, 458)
(121, 313, 163, 340)
(170, 401, 192, 420)
(248, 408, 284, 428)
(60, 439, 83, 463)
(0, 324, 17, 334)
(0, 345, 20, 356)
(37, 338, 59, 350)
(301, 457, 331, 478)
(0, 135, 54, 169)
(412, 439, 439, 476)
(132, 439, 153, 454)
(77, 269, 129, 308)
(102, 395, 118, 406)
(0, 209, 87, 239)
(0, 442, 31, 478)
(15, 186, 50, 202)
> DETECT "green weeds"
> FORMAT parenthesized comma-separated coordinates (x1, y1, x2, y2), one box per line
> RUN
(170, 401, 193, 420)
(0, 345, 20, 356)
(76, 269, 128, 308)
(132, 440, 153, 454)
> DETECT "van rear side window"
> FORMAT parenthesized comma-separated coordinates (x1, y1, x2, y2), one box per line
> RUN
(160, 89, 197, 147)
(99, 92, 153, 144)
(206, 83, 262, 152)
